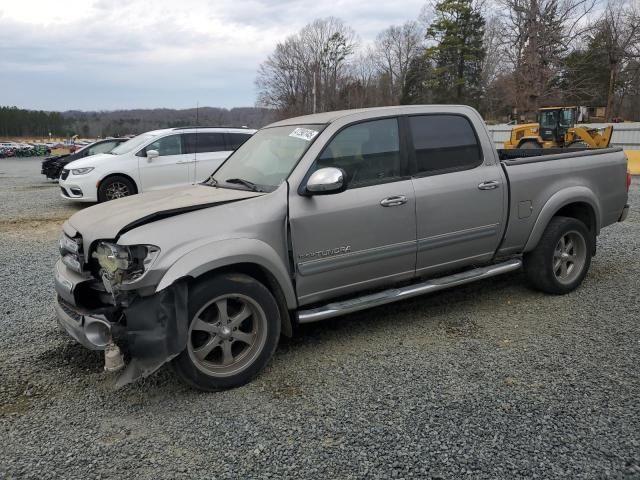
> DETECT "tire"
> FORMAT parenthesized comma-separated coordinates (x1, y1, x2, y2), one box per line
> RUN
(523, 216, 593, 294)
(97, 175, 136, 202)
(172, 273, 281, 391)
(568, 141, 589, 149)
(518, 141, 541, 149)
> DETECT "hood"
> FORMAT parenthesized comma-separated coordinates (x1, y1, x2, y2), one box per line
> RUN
(64, 185, 264, 252)
(64, 152, 112, 170)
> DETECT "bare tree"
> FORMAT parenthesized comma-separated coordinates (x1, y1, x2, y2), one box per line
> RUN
(374, 21, 424, 104)
(596, 0, 640, 119)
(256, 17, 357, 115)
(499, 0, 595, 118)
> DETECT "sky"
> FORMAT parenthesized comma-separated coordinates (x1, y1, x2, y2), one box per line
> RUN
(0, 0, 426, 111)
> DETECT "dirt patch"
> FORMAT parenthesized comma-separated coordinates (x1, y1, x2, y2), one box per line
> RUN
(0, 215, 69, 237)
(439, 315, 480, 337)
(36, 341, 104, 373)
(0, 374, 49, 417)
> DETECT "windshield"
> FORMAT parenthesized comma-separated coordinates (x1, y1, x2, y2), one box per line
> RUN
(539, 111, 558, 128)
(209, 124, 325, 192)
(109, 133, 156, 155)
(560, 109, 575, 127)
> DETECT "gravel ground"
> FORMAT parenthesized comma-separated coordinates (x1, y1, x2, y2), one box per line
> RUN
(1, 157, 639, 479)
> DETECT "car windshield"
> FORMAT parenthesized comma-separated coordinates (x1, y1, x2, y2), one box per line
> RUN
(109, 133, 156, 155)
(208, 124, 325, 192)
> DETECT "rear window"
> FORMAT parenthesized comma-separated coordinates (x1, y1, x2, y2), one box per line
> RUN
(409, 115, 482, 176)
(182, 132, 228, 153)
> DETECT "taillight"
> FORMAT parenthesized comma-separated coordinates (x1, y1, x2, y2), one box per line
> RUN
(627, 171, 632, 191)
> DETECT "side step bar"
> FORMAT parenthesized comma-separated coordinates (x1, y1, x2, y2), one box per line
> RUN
(297, 259, 522, 324)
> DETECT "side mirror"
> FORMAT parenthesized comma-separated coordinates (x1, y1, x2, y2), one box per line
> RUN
(305, 167, 346, 195)
(146, 149, 159, 160)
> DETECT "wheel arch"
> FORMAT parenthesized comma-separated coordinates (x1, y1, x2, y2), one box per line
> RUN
(524, 188, 601, 252)
(155, 238, 297, 337)
(97, 172, 139, 194)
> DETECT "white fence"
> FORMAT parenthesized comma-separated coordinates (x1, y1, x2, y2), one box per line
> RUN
(486, 123, 640, 150)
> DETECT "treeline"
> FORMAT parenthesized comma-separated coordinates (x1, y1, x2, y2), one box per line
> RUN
(0, 107, 65, 137)
(256, 0, 640, 122)
(0, 106, 276, 139)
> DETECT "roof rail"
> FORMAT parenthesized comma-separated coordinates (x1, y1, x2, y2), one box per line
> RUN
(171, 125, 251, 130)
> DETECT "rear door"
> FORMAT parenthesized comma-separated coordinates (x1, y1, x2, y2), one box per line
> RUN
(407, 114, 505, 276)
(289, 117, 417, 305)
(190, 132, 229, 182)
(137, 134, 192, 191)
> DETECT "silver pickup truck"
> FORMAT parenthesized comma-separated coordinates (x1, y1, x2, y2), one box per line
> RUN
(54, 105, 630, 390)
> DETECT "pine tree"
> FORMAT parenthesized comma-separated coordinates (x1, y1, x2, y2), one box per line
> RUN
(400, 54, 434, 104)
(426, 0, 486, 107)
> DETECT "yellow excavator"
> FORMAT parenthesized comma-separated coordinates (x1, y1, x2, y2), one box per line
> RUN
(503, 106, 613, 150)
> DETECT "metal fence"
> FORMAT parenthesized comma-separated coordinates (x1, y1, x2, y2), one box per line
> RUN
(486, 122, 640, 150)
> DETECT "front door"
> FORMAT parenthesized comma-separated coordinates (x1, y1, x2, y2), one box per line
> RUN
(406, 114, 505, 276)
(289, 117, 417, 305)
(137, 133, 192, 191)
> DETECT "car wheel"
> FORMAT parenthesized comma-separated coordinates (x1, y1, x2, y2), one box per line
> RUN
(523, 216, 593, 294)
(98, 176, 136, 202)
(172, 273, 281, 391)
(518, 140, 541, 149)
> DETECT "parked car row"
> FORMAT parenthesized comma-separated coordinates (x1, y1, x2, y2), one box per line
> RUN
(53, 106, 630, 391)
(41, 138, 128, 180)
(0, 142, 51, 157)
(55, 127, 255, 202)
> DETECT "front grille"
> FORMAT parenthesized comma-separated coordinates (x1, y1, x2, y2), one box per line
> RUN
(61, 169, 69, 180)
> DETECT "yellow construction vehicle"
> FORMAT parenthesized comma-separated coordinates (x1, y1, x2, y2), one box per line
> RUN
(503, 106, 613, 150)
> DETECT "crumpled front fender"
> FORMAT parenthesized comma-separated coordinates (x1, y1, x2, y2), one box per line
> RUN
(155, 238, 297, 309)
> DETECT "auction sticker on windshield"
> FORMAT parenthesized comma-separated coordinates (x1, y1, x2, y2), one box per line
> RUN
(289, 127, 319, 141)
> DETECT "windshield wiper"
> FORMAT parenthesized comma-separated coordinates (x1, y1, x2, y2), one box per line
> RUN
(202, 174, 218, 187)
(225, 178, 263, 192)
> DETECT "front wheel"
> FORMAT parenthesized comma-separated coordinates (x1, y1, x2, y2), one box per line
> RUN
(98, 175, 136, 202)
(172, 273, 281, 391)
(523, 216, 593, 294)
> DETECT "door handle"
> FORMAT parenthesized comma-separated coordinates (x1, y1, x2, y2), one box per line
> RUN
(380, 195, 408, 207)
(478, 180, 500, 190)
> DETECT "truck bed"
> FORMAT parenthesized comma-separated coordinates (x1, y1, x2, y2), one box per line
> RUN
(497, 147, 628, 255)
(497, 147, 593, 161)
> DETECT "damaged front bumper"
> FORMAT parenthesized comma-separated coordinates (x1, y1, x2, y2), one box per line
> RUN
(53, 259, 189, 386)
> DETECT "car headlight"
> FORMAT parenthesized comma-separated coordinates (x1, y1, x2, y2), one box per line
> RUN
(71, 167, 94, 175)
(92, 242, 160, 287)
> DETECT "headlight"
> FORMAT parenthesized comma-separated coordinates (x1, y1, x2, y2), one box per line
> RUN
(71, 167, 94, 175)
(92, 242, 160, 287)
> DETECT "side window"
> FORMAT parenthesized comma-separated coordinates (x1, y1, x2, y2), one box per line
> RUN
(316, 118, 401, 188)
(87, 141, 117, 156)
(144, 134, 183, 156)
(195, 132, 226, 153)
(409, 115, 482, 176)
(226, 132, 252, 150)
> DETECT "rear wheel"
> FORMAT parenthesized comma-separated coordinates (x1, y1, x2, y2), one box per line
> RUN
(518, 141, 541, 149)
(524, 216, 593, 294)
(98, 175, 136, 202)
(172, 273, 281, 391)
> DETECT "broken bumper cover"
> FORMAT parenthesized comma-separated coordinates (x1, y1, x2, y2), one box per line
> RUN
(53, 259, 189, 386)
(55, 297, 112, 351)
